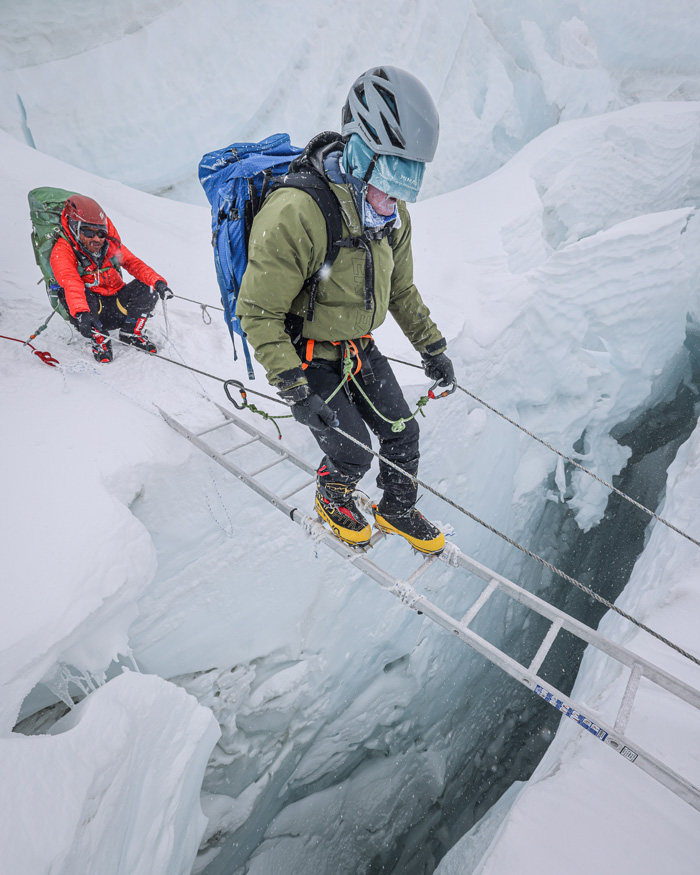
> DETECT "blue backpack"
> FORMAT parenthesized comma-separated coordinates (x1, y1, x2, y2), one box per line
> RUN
(199, 132, 345, 379)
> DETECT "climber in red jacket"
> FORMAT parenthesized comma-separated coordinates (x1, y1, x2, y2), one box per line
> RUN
(50, 194, 173, 362)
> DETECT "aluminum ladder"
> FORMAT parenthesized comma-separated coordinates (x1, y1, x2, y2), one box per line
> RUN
(158, 402, 700, 813)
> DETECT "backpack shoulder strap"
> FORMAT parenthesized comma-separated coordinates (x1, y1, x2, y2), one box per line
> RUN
(275, 169, 344, 270)
(271, 168, 345, 323)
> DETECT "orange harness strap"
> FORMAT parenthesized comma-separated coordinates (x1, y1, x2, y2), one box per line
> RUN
(302, 335, 372, 376)
(301, 338, 315, 370)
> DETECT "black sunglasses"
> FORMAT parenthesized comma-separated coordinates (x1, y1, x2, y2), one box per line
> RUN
(81, 227, 107, 239)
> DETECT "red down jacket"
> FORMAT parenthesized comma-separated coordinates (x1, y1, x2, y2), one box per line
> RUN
(50, 209, 166, 317)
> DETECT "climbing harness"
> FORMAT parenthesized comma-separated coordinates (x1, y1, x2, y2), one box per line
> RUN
(1, 333, 59, 367)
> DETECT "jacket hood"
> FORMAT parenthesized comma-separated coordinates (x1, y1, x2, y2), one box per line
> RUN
(292, 130, 345, 177)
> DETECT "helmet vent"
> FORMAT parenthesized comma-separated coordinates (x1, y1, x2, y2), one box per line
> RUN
(354, 84, 369, 110)
(381, 114, 406, 150)
(375, 84, 400, 123)
(360, 116, 381, 146)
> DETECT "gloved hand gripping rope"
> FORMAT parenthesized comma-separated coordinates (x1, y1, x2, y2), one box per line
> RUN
(225, 340, 456, 438)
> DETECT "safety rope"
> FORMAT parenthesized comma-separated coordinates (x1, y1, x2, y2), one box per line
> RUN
(25, 307, 59, 344)
(223, 379, 292, 439)
(171, 293, 223, 324)
(58, 327, 700, 665)
(114, 334, 700, 557)
(0, 333, 59, 366)
(45, 325, 699, 665)
(323, 341, 441, 432)
(331, 424, 700, 668)
(387, 356, 700, 552)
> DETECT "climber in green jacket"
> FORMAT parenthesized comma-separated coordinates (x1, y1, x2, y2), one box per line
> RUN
(237, 66, 455, 554)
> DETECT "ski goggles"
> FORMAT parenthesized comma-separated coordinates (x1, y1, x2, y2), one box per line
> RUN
(80, 226, 108, 239)
(342, 134, 426, 202)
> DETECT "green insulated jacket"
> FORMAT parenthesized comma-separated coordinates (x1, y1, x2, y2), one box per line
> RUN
(237, 172, 445, 389)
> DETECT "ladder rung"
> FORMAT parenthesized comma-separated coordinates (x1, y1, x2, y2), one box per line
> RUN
(160, 404, 700, 815)
(248, 454, 288, 477)
(194, 420, 232, 437)
(368, 529, 386, 548)
(280, 476, 317, 500)
(221, 435, 261, 455)
(405, 555, 439, 587)
(615, 662, 643, 733)
(460, 578, 498, 628)
(529, 617, 563, 674)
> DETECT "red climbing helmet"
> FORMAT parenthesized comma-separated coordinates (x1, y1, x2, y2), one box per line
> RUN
(64, 194, 107, 239)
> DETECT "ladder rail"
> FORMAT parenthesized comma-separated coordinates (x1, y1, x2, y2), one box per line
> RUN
(413, 591, 700, 813)
(446, 550, 700, 711)
(159, 408, 299, 518)
(158, 406, 700, 813)
(214, 401, 317, 476)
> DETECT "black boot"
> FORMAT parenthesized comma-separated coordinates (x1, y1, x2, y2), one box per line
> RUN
(91, 329, 113, 363)
(373, 497, 445, 555)
(315, 463, 372, 547)
(119, 316, 156, 353)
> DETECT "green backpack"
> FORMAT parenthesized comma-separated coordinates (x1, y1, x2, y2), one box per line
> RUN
(27, 186, 78, 320)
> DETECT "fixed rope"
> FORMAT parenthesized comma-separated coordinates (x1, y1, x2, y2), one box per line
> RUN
(387, 356, 700, 552)
(57, 328, 700, 665)
(331, 423, 700, 669)
(171, 293, 223, 324)
(112, 334, 700, 556)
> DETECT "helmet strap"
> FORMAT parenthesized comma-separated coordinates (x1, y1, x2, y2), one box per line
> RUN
(363, 153, 379, 184)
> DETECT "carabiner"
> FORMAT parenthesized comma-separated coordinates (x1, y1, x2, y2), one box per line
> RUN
(428, 380, 457, 400)
(224, 379, 248, 410)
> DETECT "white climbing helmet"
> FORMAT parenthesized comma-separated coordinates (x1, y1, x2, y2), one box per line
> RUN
(341, 65, 440, 163)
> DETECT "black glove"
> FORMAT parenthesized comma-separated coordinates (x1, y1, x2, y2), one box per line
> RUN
(75, 311, 100, 339)
(281, 384, 339, 431)
(292, 394, 340, 431)
(155, 280, 173, 300)
(421, 350, 455, 387)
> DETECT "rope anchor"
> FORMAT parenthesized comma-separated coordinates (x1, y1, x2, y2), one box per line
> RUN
(0, 333, 59, 367)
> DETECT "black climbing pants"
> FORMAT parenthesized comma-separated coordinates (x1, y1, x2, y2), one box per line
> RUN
(66, 280, 158, 333)
(303, 341, 420, 510)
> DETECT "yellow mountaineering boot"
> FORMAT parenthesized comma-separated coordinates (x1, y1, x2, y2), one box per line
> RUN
(315, 464, 372, 547)
(373, 499, 445, 555)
